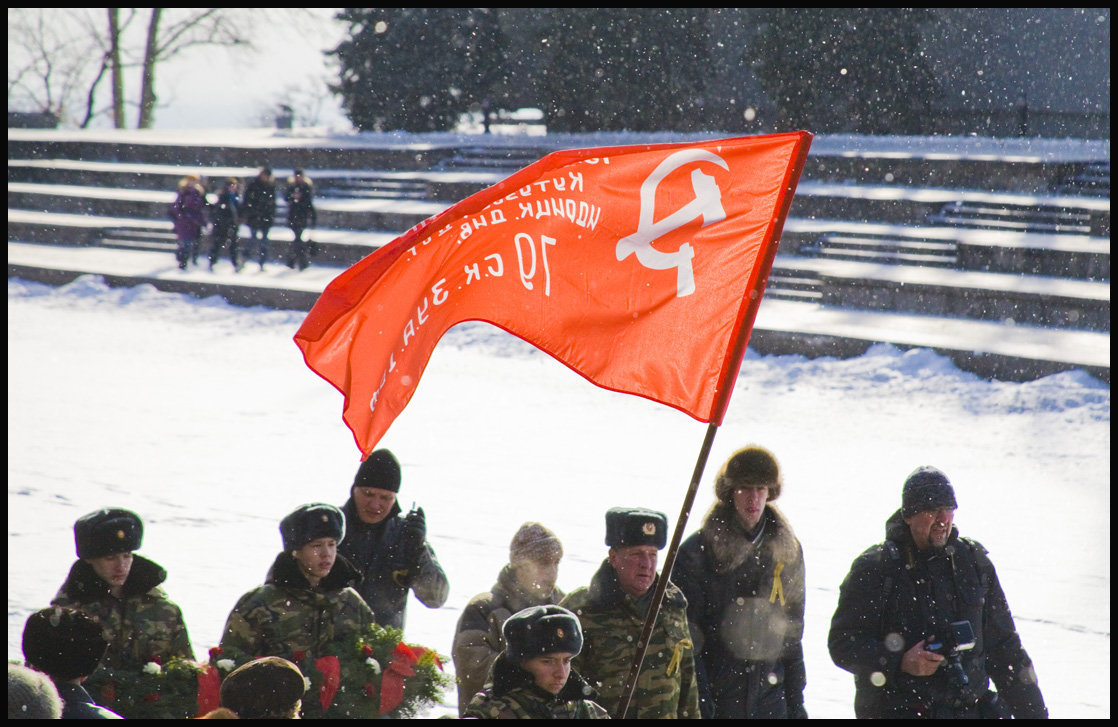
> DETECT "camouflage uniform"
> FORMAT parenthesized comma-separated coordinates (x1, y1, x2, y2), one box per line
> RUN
(218, 551, 375, 665)
(463, 653, 609, 719)
(52, 554, 194, 670)
(453, 564, 565, 714)
(560, 561, 700, 719)
(338, 498, 448, 631)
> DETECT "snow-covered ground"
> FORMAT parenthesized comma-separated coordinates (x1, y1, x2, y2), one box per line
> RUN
(7, 274, 1109, 718)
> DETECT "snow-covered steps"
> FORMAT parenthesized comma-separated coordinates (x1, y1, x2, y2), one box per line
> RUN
(8, 241, 1109, 384)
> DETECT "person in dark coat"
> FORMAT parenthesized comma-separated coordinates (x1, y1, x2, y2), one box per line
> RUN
(337, 449, 449, 632)
(828, 466, 1048, 719)
(208, 177, 242, 271)
(22, 606, 123, 719)
(169, 174, 208, 270)
(283, 169, 317, 270)
(675, 445, 808, 719)
(242, 167, 277, 270)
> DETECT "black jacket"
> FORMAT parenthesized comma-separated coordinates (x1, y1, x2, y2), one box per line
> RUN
(675, 503, 807, 718)
(828, 509, 1047, 718)
(337, 498, 448, 631)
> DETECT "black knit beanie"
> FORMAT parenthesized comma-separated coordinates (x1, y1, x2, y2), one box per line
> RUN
(902, 466, 958, 517)
(352, 449, 402, 493)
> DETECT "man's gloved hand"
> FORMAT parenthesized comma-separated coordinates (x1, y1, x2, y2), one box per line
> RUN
(400, 506, 427, 564)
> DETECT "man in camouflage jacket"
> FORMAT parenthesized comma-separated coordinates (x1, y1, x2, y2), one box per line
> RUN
(560, 507, 700, 719)
(52, 508, 193, 671)
(218, 504, 376, 666)
(463, 605, 609, 719)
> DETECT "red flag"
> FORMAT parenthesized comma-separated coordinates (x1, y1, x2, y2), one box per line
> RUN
(295, 132, 812, 456)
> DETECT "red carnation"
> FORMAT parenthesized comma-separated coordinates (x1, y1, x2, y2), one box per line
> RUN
(362, 644, 374, 657)
(143, 693, 161, 702)
(293, 650, 306, 662)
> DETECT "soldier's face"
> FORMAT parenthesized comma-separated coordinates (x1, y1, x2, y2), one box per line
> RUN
(733, 485, 770, 530)
(353, 487, 396, 524)
(609, 545, 659, 598)
(521, 652, 574, 695)
(86, 552, 133, 588)
(513, 556, 560, 596)
(905, 508, 955, 550)
(293, 537, 337, 582)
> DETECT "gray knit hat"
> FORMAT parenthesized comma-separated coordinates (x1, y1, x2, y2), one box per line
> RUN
(509, 522, 563, 566)
(8, 663, 62, 720)
(902, 466, 958, 517)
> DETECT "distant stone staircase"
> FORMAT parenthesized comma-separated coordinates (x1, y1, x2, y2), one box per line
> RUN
(927, 199, 1093, 235)
(436, 145, 544, 171)
(100, 228, 179, 254)
(1052, 161, 1110, 197)
(800, 231, 958, 268)
(319, 176, 429, 200)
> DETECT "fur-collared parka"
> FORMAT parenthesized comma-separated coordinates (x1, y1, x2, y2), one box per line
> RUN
(674, 502, 807, 718)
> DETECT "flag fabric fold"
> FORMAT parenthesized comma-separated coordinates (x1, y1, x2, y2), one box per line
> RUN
(295, 132, 812, 457)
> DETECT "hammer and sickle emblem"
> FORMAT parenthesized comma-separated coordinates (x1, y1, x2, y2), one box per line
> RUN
(616, 149, 730, 297)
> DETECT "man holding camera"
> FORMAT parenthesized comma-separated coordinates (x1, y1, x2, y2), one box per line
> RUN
(828, 466, 1047, 718)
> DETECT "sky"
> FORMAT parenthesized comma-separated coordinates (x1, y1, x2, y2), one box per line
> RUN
(7, 274, 1110, 718)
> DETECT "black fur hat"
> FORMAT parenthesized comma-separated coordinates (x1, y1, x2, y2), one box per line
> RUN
(604, 507, 668, 549)
(352, 449, 402, 493)
(502, 605, 583, 663)
(220, 657, 306, 719)
(280, 503, 345, 551)
(902, 466, 958, 517)
(22, 607, 108, 682)
(74, 507, 143, 559)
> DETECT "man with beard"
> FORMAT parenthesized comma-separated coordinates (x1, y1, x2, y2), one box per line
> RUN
(560, 507, 699, 719)
(828, 466, 1048, 718)
(453, 522, 565, 714)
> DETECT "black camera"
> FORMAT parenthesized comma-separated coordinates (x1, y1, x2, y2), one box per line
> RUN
(926, 620, 975, 685)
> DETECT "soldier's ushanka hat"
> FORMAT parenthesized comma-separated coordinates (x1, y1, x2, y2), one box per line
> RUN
(502, 605, 583, 664)
(280, 503, 346, 551)
(74, 507, 143, 559)
(604, 507, 668, 549)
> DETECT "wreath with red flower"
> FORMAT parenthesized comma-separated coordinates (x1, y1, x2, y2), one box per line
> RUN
(82, 655, 221, 719)
(210, 623, 451, 719)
